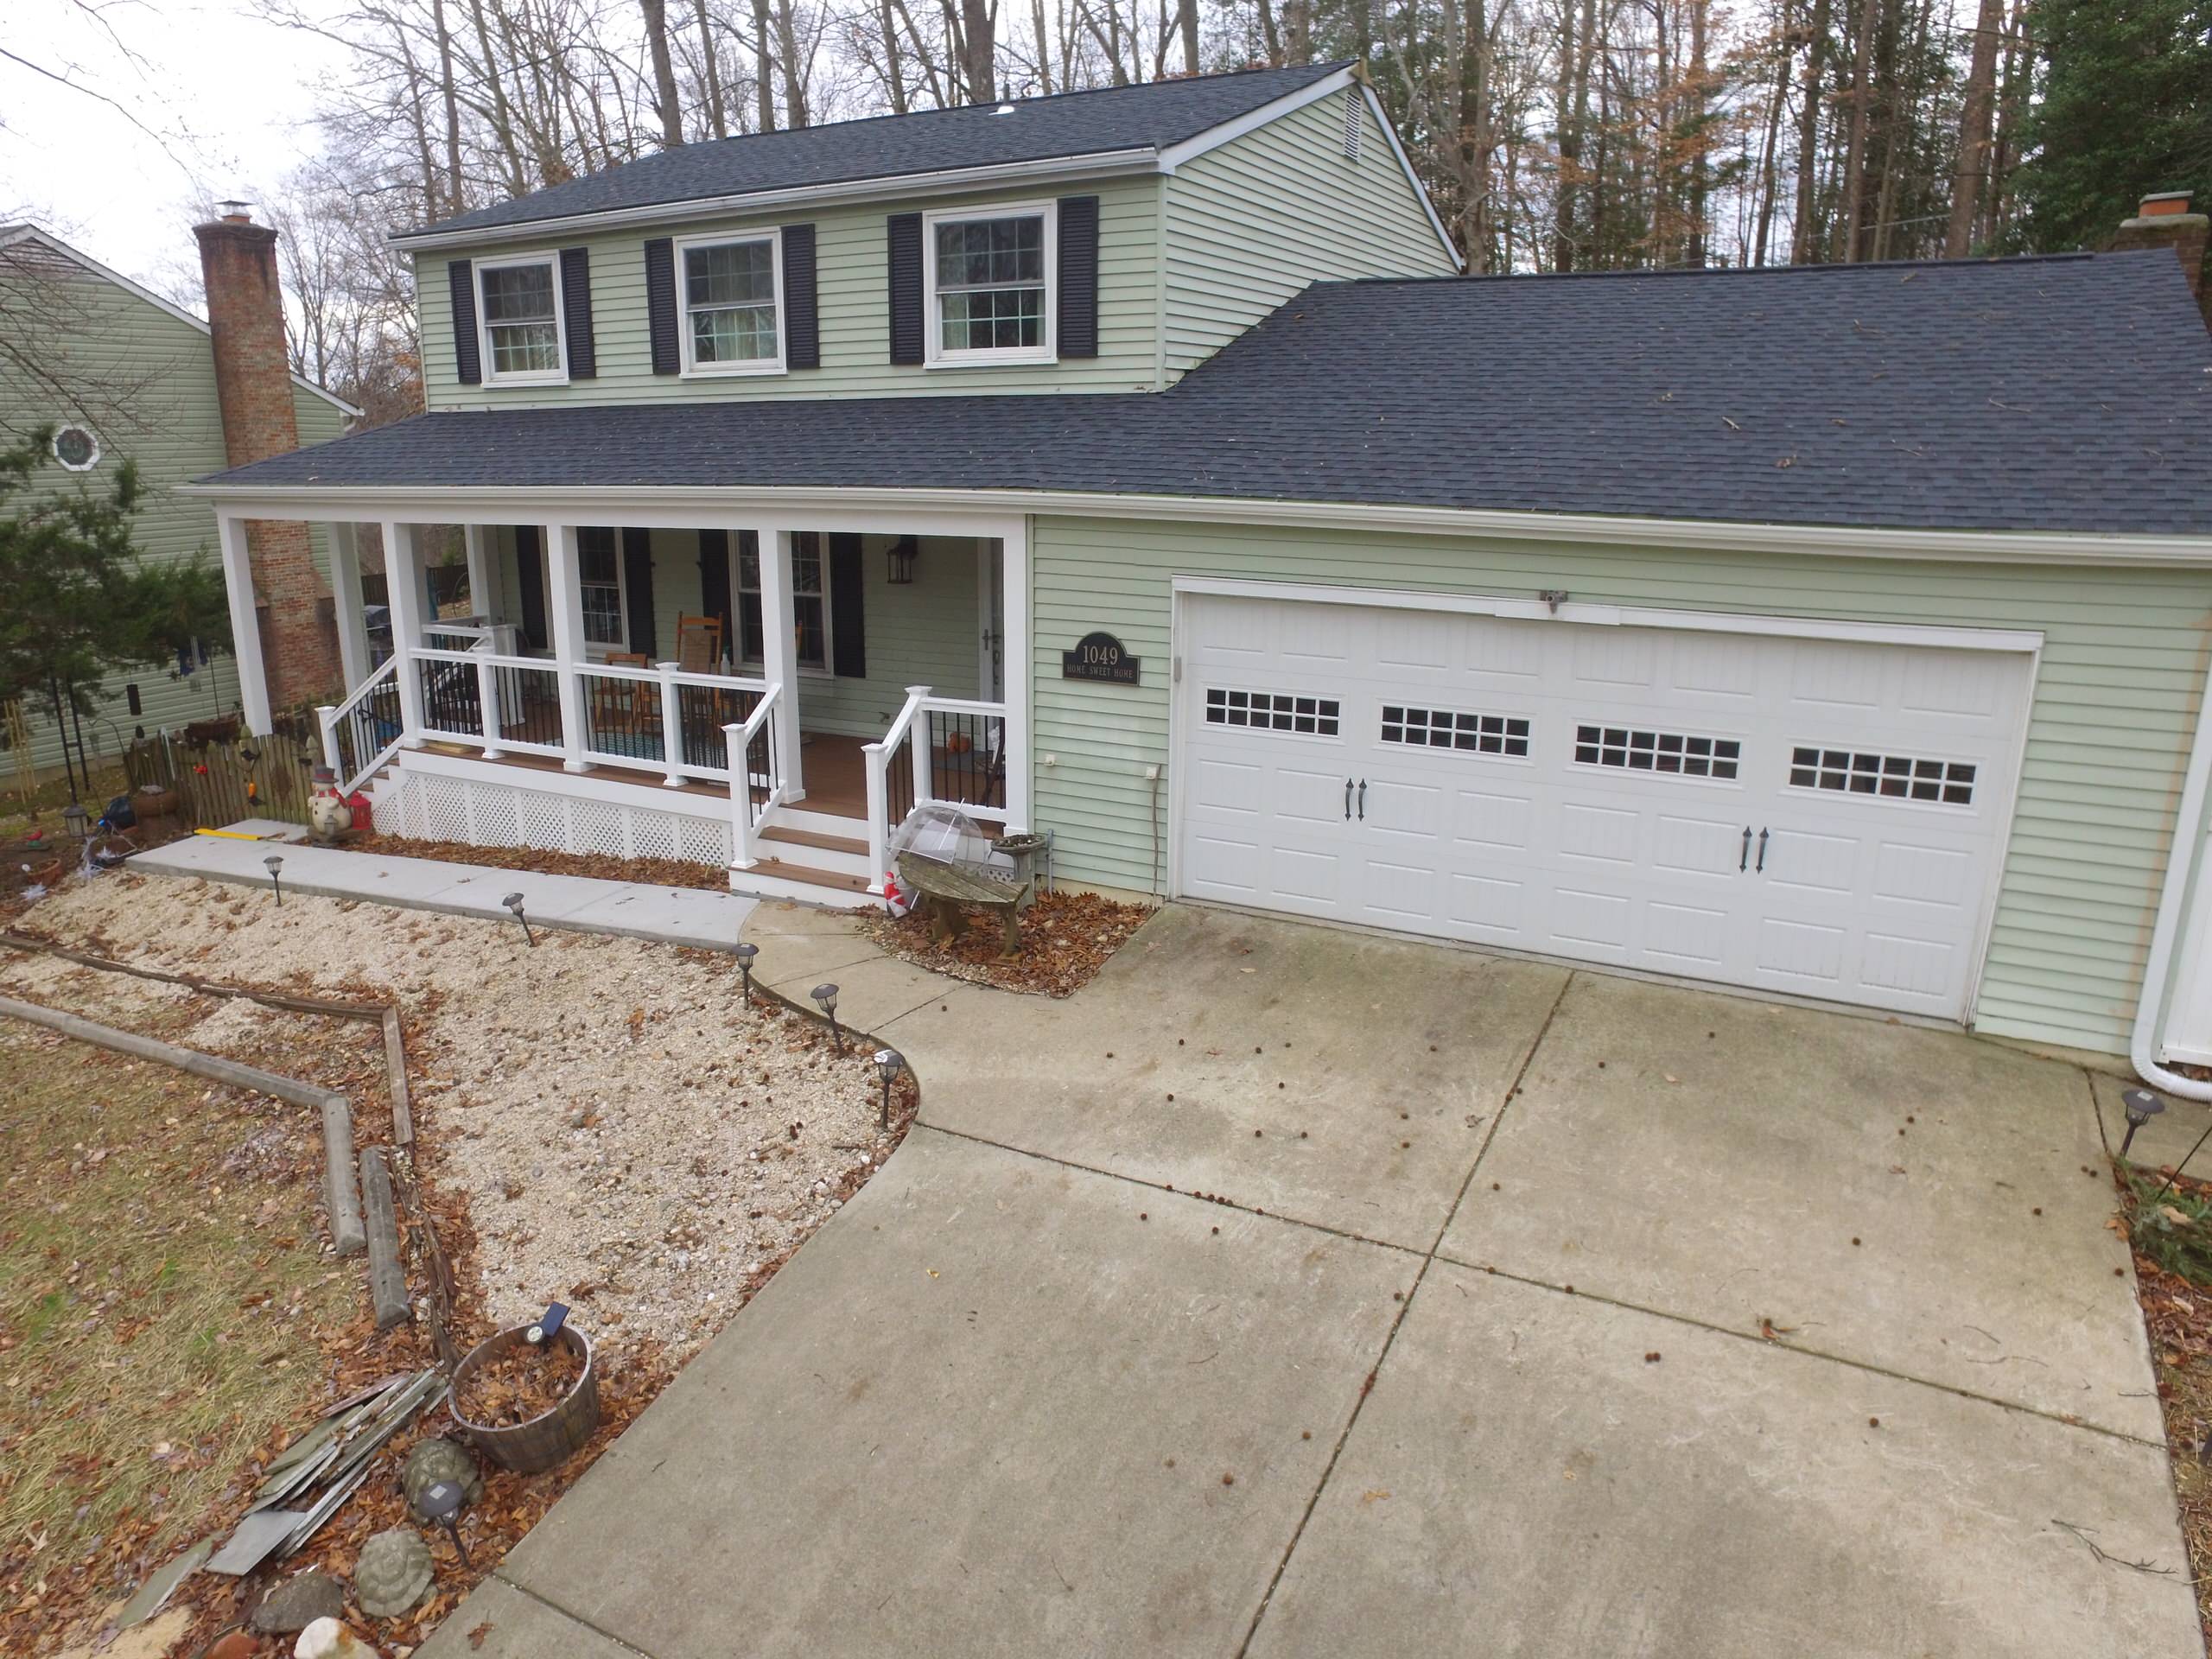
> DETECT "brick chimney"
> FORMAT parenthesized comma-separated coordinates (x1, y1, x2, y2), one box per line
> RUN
(2112, 190, 2211, 331)
(193, 200, 339, 713)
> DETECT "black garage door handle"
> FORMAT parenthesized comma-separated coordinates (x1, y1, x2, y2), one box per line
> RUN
(1357, 779, 1367, 820)
(1344, 779, 1352, 821)
(1740, 826, 1751, 872)
(1757, 827, 1770, 873)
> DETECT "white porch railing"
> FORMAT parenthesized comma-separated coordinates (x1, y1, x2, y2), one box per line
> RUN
(862, 685, 1012, 894)
(317, 657, 404, 797)
(398, 644, 772, 791)
(725, 684, 786, 870)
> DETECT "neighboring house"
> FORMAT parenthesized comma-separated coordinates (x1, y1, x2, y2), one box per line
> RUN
(0, 223, 356, 777)
(187, 62, 2212, 1079)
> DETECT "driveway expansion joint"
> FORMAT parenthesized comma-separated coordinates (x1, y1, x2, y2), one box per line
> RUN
(486, 1570, 661, 1657)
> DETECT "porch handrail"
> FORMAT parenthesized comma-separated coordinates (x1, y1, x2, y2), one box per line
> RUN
(863, 686, 931, 895)
(317, 657, 404, 798)
(725, 683, 785, 870)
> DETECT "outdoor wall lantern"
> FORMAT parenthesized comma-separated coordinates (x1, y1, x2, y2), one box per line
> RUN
(874, 1048, 905, 1130)
(502, 892, 536, 948)
(735, 941, 760, 1009)
(813, 982, 845, 1053)
(264, 854, 283, 907)
(886, 536, 919, 586)
(2121, 1087, 2167, 1159)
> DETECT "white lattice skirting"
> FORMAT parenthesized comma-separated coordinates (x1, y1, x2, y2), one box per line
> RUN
(372, 770, 732, 868)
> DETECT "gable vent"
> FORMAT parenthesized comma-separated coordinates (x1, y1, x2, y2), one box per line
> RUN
(1341, 86, 1362, 160)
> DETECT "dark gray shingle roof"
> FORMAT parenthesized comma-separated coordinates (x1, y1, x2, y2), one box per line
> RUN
(204, 251, 2212, 536)
(409, 63, 1347, 240)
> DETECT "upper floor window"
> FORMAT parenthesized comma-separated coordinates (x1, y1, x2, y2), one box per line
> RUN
(477, 253, 567, 385)
(678, 230, 783, 375)
(925, 202, 1055, 366)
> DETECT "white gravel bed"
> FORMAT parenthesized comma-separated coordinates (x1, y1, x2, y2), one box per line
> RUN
(0, 871, 902, 1361)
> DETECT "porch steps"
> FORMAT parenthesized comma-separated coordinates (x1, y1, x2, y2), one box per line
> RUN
(756, 823, 873, 879)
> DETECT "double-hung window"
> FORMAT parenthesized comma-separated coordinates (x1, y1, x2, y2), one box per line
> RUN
(677, 231, 783, 375)
(737, 533, 829, 671)
(576, 528, 626, 649)
(924, 202, 1055, 365)
(476, 253, 566, 384)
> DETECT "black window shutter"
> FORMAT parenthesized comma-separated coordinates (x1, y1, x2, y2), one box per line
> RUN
(1057, 195, 1100, 359)
(514, 524, 547, 649)
(560, 247, 596, 378)
(783, 224, 819, 370)
(697, 528, 732, 648)
(645, 238, 680, 374)
(829, 533, 866, 679)
(887, 213, 924, 365)
(622, 527, 657, 658)
(448, 259, 481, 385)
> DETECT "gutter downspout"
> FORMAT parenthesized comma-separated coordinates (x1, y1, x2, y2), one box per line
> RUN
(2132, 648, 2212, 1103)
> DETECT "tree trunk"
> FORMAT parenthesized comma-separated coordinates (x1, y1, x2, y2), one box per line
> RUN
(1255, 0, 1284, 67)
(1177, 0, 1198, 73)
(1836, 0, 1878, 260)
(752, 0, 777, 130)
(1945, 0, 2003, 256)
(695, 0, 729, 138)
(1553, 0, 1580, 272)
(1687, 0, 1711, 265)
(775, 0, 809, 125)
(1982, 0, 2027, 246)
(641, 0, 686, 146)
(1751, 6, 1790, 265)
(961, 0, 996, 100)
(1791, 0, 1829, 261)
(431, 0, 465, 213)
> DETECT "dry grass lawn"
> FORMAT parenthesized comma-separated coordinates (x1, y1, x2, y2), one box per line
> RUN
(0, 1022, 354, 1624)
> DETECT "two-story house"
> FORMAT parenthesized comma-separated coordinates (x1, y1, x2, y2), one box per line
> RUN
(188, 63, 2212, 1083)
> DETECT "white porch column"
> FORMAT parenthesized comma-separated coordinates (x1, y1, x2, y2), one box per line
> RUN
(463, 523, 505, 623)
(750, 525, 804, 799)
(215, 512, 271, 733)
(383, 520, 429, 747)
(543, 523, 592, 772)
(327, 522, 370, 692)
(1001, 522, 1033, 831)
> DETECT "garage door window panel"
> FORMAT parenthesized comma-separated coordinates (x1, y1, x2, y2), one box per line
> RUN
(1382, 705, 1530, 757)
(1789, 747, 1975, 805)
(1205, 687, 1340, 737)
(1573, 724, 1740, 780)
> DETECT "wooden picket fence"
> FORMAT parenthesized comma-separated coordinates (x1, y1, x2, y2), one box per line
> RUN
(125, 715, 321, 829)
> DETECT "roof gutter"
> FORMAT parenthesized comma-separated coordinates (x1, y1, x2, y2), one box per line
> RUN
(175, 480, 2212, 567)
(388, 148, 1163, 252)
(2132, 648, 2212, 1103)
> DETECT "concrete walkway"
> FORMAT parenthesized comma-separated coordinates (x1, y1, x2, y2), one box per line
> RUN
(128, 833, 755, 951)
(415, 902, 2201, 1656)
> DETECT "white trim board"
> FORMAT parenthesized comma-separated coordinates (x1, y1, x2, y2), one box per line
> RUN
(0, 223, 363, 417)
(182, 483, 2212, 568)
(1167, 575, 2048, 654)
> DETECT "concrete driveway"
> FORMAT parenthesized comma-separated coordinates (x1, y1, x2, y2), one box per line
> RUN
(423, 906, 2201, 1658)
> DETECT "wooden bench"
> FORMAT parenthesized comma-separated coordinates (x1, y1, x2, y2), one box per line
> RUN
(896, 854, 1033, 957)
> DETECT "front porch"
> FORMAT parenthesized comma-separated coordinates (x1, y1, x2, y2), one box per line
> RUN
(214, 505, 1029, 900)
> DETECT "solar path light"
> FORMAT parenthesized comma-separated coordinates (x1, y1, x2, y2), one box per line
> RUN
(735, 941, 759, 1008)
(2121, 1088, 2166, 1160)
(502, 892, 536, 947)
(813, 983, 845, 1053)
(874, 1049, 905, 1130)
(264, 854, 283, 907)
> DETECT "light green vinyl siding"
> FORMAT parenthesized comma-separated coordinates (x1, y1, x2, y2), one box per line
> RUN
(486, 525, 982, 741)
(1026, 513, 2212, 1055)
(1162, 89, 1458, 378)
(0, 251, 349, 777)
(420, 178, 1165, 409)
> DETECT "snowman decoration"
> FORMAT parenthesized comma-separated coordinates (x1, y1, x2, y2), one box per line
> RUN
(308, 765, 354, 844)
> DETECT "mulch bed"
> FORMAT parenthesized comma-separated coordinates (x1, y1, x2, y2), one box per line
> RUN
(2120, 1166, 2212, 1644)
(344, 831, 728, 893)
(858, 888, 1153, 997)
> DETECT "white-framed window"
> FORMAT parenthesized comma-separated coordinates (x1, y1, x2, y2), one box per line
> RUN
(577, 527, 626, 648)
(677, 229, 784, 376)
(475, 251, 567, 385)
(51, 423, 99, 471)
(736, 533, 830, 672)
(924, 200, 1056, 366)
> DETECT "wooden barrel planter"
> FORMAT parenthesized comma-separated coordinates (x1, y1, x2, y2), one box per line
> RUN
(447, 1324, 601, 1474)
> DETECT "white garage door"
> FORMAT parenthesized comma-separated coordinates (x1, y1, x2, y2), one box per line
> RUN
(1174, 593, 2034, 1020)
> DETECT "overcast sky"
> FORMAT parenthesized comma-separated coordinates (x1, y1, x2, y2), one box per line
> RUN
(4, 0, 349, 300)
